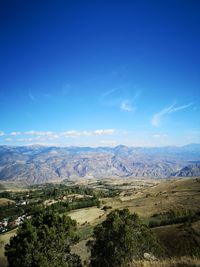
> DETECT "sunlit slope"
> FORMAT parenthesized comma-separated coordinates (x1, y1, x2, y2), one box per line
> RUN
(0, 145, 200, 184)
(108, 178, 200, 217)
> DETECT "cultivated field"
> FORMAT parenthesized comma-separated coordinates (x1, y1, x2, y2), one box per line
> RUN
(68, 206, 105, 224)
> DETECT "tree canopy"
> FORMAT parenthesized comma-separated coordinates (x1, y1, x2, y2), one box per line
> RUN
(88, 209, 163, 267)
(5, 210, 82, 267)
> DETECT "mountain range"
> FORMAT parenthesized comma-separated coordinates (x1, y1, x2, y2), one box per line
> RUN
(0, 144, 200, 184)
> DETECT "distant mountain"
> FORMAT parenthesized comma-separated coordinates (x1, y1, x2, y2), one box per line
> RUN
(174, 163, 200, 177)
(0, 144, 200, 184)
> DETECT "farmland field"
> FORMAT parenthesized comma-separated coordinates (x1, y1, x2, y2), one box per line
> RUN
(68, 206, 105, 224)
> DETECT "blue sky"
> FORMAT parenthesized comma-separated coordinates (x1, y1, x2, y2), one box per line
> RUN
(0, 0, 200, 147)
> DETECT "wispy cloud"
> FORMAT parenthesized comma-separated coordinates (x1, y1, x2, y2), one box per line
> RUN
(17, 136, 57, 142)
(98, 140, 118, 146)
(62, 129, 115, 138)
(151, 102, 193, 127)
(24, 131, 54, 136)
(93, 129, 115, 135)
(120, 100, 135, 112)
(0, 131, 5, 137)
(10, 131, 21, 136)
(17, 138, 34, 142)
(3, 129, 116, 145)
(8, 129, 116, 140)
(153, 134, 168, 138)
(62, 130, 82, 138)
(101, 88, 119, 99)
(100, 89, 140, 112)
(100, 88, 121, 107)
(28, 91, 54, 102)
(29, 91, 36, 102)
(5, 138, 12, 142)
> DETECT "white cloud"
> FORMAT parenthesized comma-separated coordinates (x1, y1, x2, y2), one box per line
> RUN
(101, 88, 119, 100)
(24, 130, 37, 135)
(98, 140, 117, 146)
(120, 100, 135, 112)
(6, 129, 116, 142)
(48, 134, 59, 139)
(100, 89, 139, 112)
(10, 131, 21, 136)
(0, 131, 5, 137)
(62, 130, 82, 138)
(153, 134, 168, 138)
(15, 132, 59, 143)
(153, 134, 161, 138)
(168, 103, 193, 113)
(62, 129, 115, 138)
(17, 138, 34, 142)
(151, 102, 193, 127)
(5, 138, 12, 142)
(17, 136, 59, 143)
(21, 129, 116, 139)
(24, 131, 54, 136)
(93, 129, 115, 135)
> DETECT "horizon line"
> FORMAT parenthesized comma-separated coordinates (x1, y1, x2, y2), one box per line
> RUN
(0, 143, 199, 149)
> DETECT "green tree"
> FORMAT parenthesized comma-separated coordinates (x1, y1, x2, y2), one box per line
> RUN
(88, 209, 163, 267)
(5, 210, 82, 267)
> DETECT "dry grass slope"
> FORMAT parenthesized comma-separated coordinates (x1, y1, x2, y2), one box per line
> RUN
(68, 207, 105, 224)
(121, 178, 200, 217)
(1, 178, 200, 266)
(0, 198, 15, 206)
(0, 229, 16, 267)
(132, 257, 200, 267)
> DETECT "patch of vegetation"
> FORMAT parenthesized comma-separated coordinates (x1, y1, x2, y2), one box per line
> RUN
(78, 224, 93, 241)
(102, 205, 112, 211)
(87, 209, 164, 267)
(1, 178, 200, 266)
(131, 257, 200, 267)
(0, 184, 101, 226)
(5, 210, 82, 267)
(149, 209, 200, 228)
(47, 197, 100, 214)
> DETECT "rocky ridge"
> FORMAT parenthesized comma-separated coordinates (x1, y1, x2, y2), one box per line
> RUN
(0, 144, 200, 184)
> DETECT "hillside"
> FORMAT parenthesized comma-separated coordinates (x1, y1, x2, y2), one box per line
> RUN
(175, 164, 200, 177)
(72, 178, 200, 264)
(0, 144, 200, 184)
(1, 178, 200, 267)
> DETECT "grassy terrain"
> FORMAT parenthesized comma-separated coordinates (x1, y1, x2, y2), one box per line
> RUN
(132, 257, 200, 267)
(0, 182, 29, 192)
(119, 178, 200, 217)
(1, 178, 200, 266)
(72, 219, 200, 264)
(153, 221, 200, 257)
(0, 229, 17, 267)
(71, 240, 90, 264)
(0, 198, 15, 206)
(70, 178, 200, 263)
(68, 207, 105, 224)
